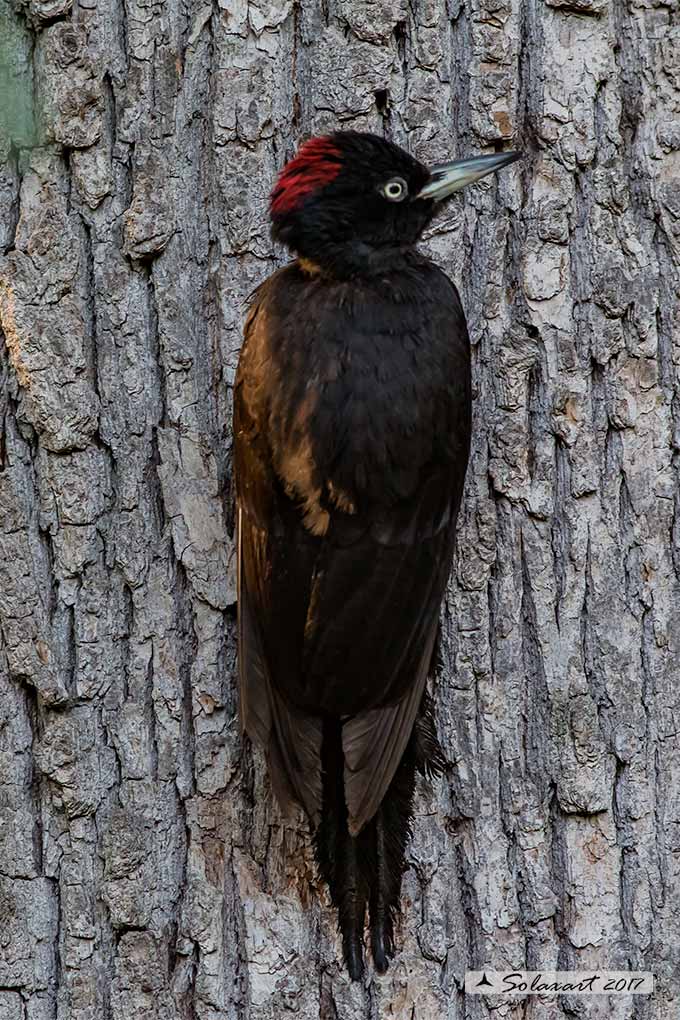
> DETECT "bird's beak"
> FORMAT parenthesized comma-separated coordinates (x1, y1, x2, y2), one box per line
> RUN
(415, 151, 520, 201)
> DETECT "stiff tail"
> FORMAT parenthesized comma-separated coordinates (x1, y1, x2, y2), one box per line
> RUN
(314, 718, 367, 979)
(313, 693, 444, 979)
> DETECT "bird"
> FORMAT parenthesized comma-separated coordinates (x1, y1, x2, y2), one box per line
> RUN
(233, 130, 519, 979)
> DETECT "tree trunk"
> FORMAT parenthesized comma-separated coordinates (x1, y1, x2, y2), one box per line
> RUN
(1, 0, 678, 1017)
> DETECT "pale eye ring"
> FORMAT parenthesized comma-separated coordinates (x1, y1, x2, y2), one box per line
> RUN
(382, 177, 408, 202)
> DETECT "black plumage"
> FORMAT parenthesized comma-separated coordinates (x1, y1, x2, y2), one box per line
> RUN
(233, 130, 518, 978)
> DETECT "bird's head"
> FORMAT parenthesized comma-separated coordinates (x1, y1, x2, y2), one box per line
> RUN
(269, 131, 519, 278)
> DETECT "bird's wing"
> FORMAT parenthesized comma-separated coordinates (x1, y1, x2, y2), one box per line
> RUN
(234, 264, 470, 833)
(237, 503, 323, 823)
(303, 486, 458, 834)
(235, 291, 324, 821)
(342, 622, 437, 835)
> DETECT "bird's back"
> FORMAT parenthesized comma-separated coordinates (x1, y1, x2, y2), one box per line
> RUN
(235, 254, 470, 717)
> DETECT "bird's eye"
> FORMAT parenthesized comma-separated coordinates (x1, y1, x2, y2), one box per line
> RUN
(382, 177, 408, 202)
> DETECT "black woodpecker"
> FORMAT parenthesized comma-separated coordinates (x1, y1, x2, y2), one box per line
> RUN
(233, 130, 518, 979)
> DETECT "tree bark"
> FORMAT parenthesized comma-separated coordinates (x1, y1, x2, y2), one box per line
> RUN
(1, 0, 679, 1017)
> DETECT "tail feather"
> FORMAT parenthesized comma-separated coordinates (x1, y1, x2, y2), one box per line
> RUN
(412, 689, 447, 778)
(368, 808, 392, 973)
(312, 693, 445, 979)
(366, 735, 417, 972)
(314, 718, 367, 980)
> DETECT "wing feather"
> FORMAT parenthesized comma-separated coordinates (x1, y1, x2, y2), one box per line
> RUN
(238, 506, 324, 822)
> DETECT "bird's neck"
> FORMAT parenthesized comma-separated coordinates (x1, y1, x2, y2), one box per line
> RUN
(294, 242, 416, 281)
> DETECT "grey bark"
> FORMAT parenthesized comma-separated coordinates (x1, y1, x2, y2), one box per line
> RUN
(0, 0, 679, 1017)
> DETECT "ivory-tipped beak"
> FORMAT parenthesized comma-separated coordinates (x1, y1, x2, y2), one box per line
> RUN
(416, 150, 521, 201)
